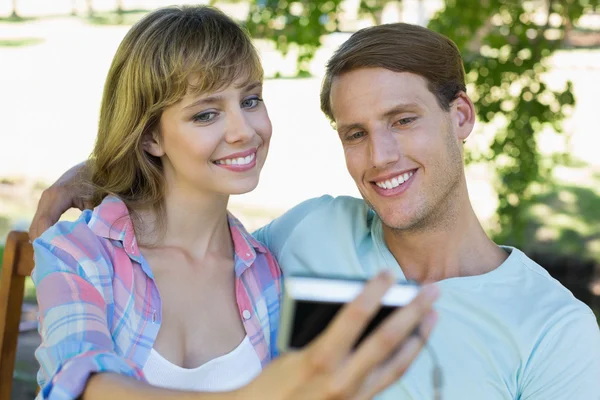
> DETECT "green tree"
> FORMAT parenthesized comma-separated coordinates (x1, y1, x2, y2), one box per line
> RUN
(87, 0, 94, 17)
(244, 0, 599, 248)
(246, 0, 346, 76)
(428, 0, 598, 246)
(358, 0, 399, 24)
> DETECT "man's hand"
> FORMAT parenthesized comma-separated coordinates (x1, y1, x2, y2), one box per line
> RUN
(29, 162, 92, 240)
(242, 272, 440, 400)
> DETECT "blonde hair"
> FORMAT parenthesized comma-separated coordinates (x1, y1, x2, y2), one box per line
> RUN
(87, 5, 263, 215)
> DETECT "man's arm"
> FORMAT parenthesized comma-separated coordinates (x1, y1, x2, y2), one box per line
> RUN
(29, 161, 91, 240)
(519, 311, 600, 399)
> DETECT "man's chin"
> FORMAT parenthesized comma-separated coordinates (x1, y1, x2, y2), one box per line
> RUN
(369, 206, 415, 231)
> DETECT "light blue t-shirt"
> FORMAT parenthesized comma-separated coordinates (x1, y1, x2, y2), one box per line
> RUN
(253, 195, 600, 400)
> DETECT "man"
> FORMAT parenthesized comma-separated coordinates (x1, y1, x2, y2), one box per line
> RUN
(30, 23, 600, 399)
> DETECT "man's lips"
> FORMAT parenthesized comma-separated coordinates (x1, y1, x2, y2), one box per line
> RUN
(370, 168, 418, 197)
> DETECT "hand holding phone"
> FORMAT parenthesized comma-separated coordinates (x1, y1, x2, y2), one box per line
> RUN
(278, 274, 421, 352)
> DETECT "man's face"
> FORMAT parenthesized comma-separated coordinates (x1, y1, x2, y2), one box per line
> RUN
(329, 68, 474, 231)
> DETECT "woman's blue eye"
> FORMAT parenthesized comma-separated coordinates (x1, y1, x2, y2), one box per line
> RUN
(193, 112, 217, 123)
(241, 97, 263, 109)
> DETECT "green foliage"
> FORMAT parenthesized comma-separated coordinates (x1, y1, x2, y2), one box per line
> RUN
(428, 0, 598, 246)
(245, 0, 345, 75)
(358, 0, 395, 23)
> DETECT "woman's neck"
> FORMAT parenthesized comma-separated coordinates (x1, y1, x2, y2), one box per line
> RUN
(134, 186, 232, 260)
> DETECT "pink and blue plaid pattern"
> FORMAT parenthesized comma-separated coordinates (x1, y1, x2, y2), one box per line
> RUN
(32, 196, 282, 399)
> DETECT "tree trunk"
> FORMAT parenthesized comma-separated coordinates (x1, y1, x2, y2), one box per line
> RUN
(87, 0, 94, 17)
(10, 0, 19, 18)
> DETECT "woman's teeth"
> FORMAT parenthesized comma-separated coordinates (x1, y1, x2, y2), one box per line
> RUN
(215, 153, 255, 165)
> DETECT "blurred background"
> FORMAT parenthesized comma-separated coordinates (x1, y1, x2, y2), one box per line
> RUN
(1, 0, 599, 398)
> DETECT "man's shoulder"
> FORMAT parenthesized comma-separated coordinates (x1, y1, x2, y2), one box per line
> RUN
(507, 247, 594, 315)
(275, 194, 370, 235)
(509, 248, 600, 398)
(252, 195, 370, 257)
(286, 194, 369, 223)
(290, 194, 366, 213)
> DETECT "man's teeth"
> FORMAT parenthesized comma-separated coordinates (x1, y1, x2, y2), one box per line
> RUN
(375, 171, 414, 189)
(215, 153, 255, 165)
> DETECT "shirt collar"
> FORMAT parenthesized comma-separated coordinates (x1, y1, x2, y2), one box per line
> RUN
(88, 196, 267, 277)
(88, 195, 143, 263)
(228, 212, 268, 277)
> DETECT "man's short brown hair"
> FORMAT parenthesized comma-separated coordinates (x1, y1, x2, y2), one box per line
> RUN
(320, 23, 466, 121)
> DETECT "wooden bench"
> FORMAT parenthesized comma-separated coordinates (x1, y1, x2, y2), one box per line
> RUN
(0, 231, 36, 400)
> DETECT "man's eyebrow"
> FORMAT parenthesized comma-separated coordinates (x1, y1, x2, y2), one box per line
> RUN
(381, 102, 423, 119)
(336, 102, 423, 135)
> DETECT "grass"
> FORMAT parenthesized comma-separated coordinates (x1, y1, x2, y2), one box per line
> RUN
(0, 15, 37, 23)
(0, 38, 43, 47)
(84, 9, 150, 26)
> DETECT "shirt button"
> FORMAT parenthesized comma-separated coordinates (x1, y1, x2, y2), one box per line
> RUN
(242, 310, 251, 320)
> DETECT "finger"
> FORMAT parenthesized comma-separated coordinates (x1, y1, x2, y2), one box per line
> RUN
(83, 199, 95, 210)
(306, 271, 396, 369)
(73, 198, 89, 211)
(28, 216, 52, 241)
(334, 284, 439, 390)
(355, 310, 438, 400)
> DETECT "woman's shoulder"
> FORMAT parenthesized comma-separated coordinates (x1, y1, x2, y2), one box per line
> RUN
(35, 209, 98, 252)
(33, 204, 126, 273)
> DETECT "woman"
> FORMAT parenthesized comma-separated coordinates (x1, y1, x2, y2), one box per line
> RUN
(31, 5, 438, 400)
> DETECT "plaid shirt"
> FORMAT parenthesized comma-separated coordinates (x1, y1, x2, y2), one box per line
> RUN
(32, 196, 282, 400)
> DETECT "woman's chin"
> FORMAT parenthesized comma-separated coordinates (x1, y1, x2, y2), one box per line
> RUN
(224, 179, 260, 196)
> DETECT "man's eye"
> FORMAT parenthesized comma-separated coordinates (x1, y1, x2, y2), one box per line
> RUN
(395, 117, 417, 126)
(348, 131, 366, 140)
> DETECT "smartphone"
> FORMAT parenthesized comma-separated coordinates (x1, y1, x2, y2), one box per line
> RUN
(277, 275, 420, 352)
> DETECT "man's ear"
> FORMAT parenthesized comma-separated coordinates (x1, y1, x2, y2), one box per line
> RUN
(451, 92, 475, 142)
(143, 130, 164, 157)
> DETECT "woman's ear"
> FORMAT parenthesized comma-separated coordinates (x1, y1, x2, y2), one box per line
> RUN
(143, 130, 164, 157)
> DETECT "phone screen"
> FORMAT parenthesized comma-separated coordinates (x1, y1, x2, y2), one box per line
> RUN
(279, 276, 419, 351)
(289, 300, 399, 349)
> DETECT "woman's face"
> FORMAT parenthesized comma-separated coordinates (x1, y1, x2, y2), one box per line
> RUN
(146, 79, 272, 197)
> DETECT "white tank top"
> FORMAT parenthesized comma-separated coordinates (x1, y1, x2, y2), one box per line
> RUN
(142, 336, 262, 392)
